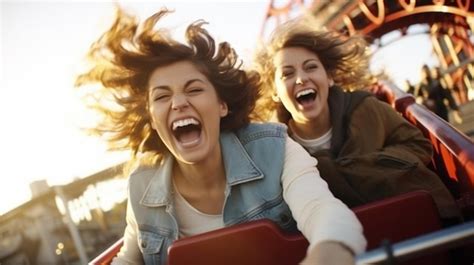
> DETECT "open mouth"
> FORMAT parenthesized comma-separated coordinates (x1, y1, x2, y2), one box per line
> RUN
(171, 118, 202, 146)
(295, 89, 317, 106)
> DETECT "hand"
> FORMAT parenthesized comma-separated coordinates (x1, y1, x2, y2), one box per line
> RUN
(301, 241, 355, 265)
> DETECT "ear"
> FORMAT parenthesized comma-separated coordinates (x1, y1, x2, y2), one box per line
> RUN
(219, 101, 229, 117)
(272, 92, 281, 102)
(328, 77, 335, 87)
(150, 118, 157, 131)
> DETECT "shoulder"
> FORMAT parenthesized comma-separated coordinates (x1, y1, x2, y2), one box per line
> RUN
(348, 88, 372, 97)
(230, 123, 288, 165)
(346, 89, 373, 106)
(349, 94, 406, 130)
(331, 86, 372, 114)
(235, 122, 288, 145)
(127, 153, 160, 185)
(352, 94, 390, 114)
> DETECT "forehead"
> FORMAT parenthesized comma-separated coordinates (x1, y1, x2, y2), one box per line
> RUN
(148, 60, 208, 88)
(273, 47, 321, 66)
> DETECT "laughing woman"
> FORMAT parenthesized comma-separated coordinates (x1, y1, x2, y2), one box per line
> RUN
(76, 8, 366, 265)
(254, 18, 459, 220)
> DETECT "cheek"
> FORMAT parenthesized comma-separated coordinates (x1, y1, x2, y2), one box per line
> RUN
(149, 107, 168, 133)
(319, 88, 330, 103)
(149, 117, 162, 134)
(152, 123, 173, 147)
(275, 80, 290, 94)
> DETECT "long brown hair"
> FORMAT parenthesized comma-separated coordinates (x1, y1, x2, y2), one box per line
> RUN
(76, 8, 261, 163)
(254, 17, 373, 123)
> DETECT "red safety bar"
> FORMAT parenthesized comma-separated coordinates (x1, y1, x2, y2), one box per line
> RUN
(90, 191, 446, 265)
(168, 190, 445, 265)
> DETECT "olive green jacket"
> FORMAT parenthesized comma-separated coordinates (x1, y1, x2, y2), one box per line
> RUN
(298, 86, 459, 219)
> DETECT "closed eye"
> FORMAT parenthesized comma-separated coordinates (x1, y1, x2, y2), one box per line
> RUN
(281, 70, 294, 79)
(153, 94, 170, 102)
(187, 87, 204, 94)
(305, 64, 318, 71)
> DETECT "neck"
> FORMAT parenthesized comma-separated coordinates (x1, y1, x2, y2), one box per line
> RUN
(174, 147, 226, 192)
(290, 107, 331, 140)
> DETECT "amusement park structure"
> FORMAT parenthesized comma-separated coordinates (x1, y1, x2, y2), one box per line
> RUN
(261, 0, 474, 104)
(2, 1, 474, 265)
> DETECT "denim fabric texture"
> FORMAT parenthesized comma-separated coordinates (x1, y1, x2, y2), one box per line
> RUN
(127, 123, 297, 264)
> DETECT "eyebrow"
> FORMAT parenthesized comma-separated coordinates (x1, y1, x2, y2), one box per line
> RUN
(303, 59, 319, 64)
(150, 78, 205, 92)
(280, 58, 319, 69)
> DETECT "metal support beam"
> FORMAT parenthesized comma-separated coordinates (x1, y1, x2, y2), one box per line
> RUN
(54, 187, 89, 264)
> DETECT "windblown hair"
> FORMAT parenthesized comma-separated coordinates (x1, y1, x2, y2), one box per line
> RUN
(254, 17, 373, 123)
(76, 8, 260, 161)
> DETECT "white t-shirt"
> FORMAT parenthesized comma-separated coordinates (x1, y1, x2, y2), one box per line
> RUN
(173, 182, 224, 238)
(290, 128, 332, 154)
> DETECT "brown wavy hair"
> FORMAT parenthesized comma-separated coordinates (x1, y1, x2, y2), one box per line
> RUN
(254, 17, 373, 123)
(76, 8, 260, 161)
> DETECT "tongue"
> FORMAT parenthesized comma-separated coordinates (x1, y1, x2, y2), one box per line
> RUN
(177, 130, 200, 145)
(298, 97, 314, 108)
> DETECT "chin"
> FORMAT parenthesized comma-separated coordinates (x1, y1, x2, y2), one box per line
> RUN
(176, 151, 208, 165)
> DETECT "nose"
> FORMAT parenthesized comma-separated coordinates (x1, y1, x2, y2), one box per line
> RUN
(295, 71, 307, 85)
(171, 94, 189, 111)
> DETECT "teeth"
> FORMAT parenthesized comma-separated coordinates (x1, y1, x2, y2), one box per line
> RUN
(172, 118, 199, 130)
(296, 89, 315, 98)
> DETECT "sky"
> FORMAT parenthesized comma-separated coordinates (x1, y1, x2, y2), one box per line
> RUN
(371, 25, 438, 87)
(0, 0, 269, 215)
(0, 0, 439, 215)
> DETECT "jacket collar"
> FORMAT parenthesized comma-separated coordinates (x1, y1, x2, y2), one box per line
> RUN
(140, 130, 263, 207)
(140, 155, 174, 207)
(220, 131, 264, 185)
(328, 86, 371, 156)
(328, 85, 347, 156)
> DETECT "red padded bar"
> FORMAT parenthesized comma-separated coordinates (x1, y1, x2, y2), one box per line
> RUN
(168, 219, 308, 265)
(167, 190, 445, 265)
(89, 191, 447, 265)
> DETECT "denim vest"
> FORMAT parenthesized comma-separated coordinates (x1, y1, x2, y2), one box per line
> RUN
(127, 123, 298, 265)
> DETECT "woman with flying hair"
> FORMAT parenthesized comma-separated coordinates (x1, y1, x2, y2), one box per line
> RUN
(254, 18, 459, 220)
(76, 8, 366, 265)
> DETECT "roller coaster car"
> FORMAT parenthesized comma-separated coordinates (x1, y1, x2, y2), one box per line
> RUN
(90, 81, 474, 265)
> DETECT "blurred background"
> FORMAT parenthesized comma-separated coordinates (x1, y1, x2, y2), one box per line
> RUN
(1, 0, 473, 264)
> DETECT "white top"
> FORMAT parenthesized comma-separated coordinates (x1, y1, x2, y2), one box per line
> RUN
(173, 182, 224, 238)
(112, 136, 366, 265)
(280, 137, 364, 255)
(290, 127, 332, 154)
